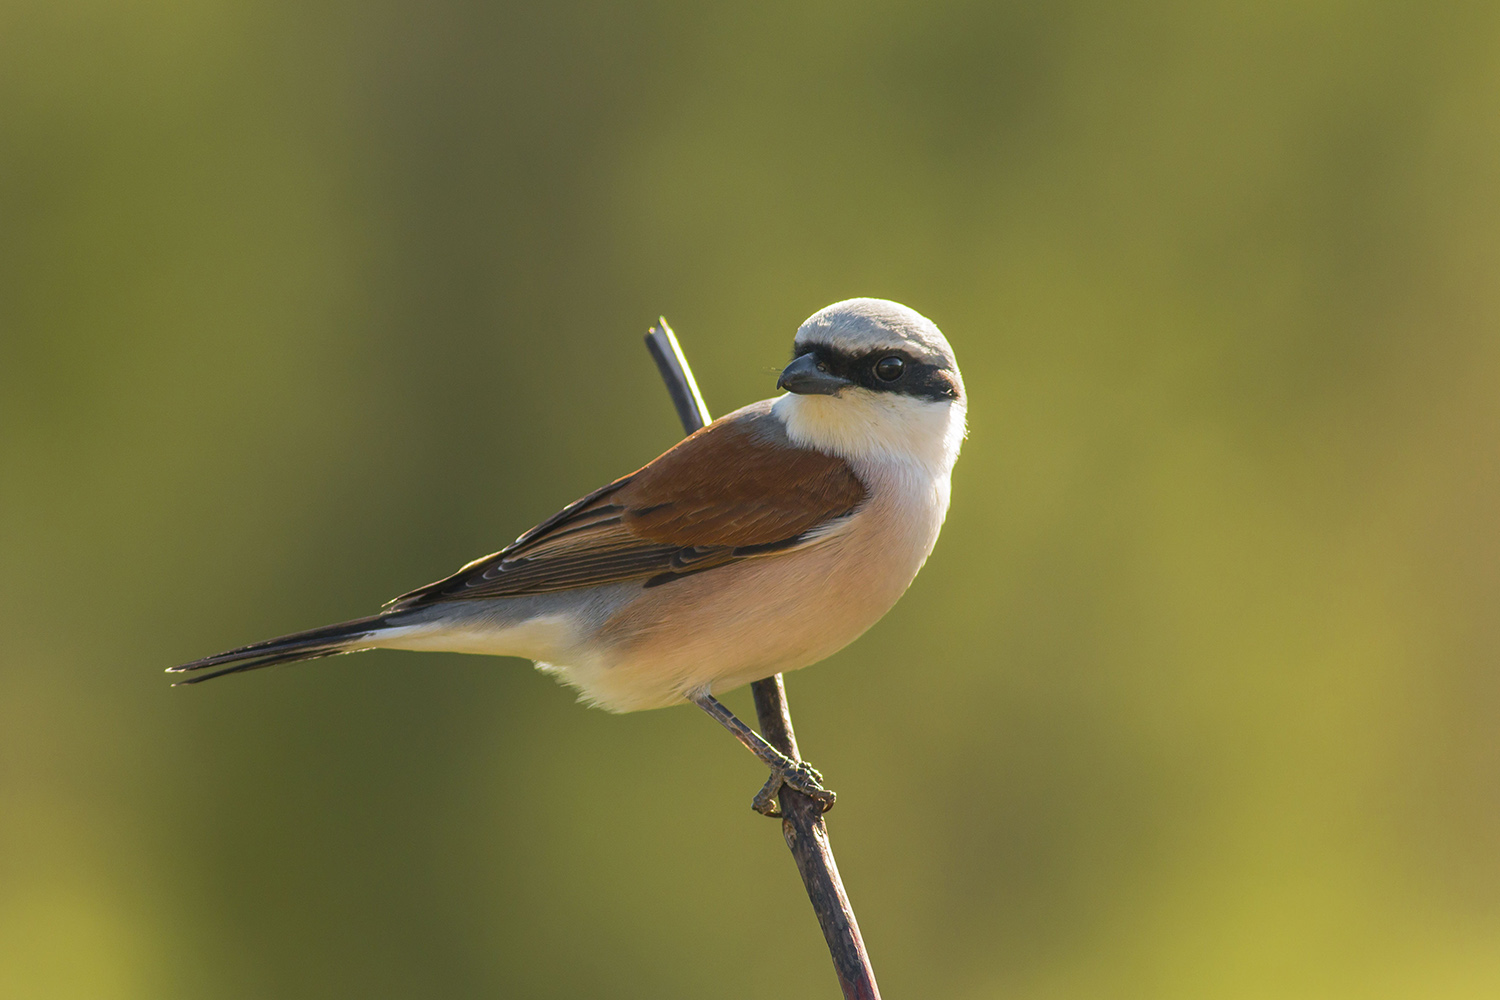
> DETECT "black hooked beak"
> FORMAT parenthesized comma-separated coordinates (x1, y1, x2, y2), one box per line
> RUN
(778, 353, 853, 396)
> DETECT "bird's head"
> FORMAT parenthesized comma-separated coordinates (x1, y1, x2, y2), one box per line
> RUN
(774, 298, 966, 472)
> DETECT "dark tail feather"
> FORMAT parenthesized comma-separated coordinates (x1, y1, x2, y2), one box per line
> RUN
(167, 614, 391, 685)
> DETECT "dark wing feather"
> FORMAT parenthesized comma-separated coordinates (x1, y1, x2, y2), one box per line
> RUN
(388, 402, 867, 610)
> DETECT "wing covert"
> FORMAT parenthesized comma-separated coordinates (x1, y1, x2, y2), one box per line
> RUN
(388, 401, 867, 609)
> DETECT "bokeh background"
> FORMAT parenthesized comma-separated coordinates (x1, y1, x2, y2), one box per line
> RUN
(4, 2, 1500, 997)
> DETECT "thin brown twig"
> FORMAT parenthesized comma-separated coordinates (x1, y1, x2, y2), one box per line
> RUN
(645, 319, 882, 1000)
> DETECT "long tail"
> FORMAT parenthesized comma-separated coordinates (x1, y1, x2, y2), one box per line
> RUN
(167, 614, 394, 685)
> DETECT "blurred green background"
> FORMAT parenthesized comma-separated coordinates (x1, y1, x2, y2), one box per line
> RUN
(3, 1, 1499, 997)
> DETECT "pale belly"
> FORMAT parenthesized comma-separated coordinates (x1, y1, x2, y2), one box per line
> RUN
(380, 455, 954, 713)
(548, 469, 947, 712)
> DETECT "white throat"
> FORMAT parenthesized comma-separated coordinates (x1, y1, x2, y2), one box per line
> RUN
(772, 390, 966, 475)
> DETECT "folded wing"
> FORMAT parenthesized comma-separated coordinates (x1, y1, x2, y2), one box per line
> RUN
(388, 402, 868, 609)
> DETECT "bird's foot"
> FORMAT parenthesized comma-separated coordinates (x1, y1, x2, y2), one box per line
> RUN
(752, 758, 836, 818)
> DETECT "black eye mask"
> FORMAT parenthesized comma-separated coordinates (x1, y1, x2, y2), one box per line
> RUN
(790, 344, 962, 403)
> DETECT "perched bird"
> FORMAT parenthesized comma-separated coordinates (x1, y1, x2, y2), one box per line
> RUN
(170, 298, 966, 814)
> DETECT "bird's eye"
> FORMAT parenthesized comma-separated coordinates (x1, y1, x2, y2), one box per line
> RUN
(874, 356, 905, 382)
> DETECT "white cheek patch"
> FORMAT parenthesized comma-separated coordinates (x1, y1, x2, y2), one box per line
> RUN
(773, 391, 965, 474)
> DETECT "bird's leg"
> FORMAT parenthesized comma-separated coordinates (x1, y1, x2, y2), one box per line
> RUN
(688, 691, 836, 817)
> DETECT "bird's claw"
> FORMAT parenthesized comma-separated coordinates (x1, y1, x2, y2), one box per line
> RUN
(752, 759, 836, 818)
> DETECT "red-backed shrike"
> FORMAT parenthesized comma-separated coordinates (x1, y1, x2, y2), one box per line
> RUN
(171, 298, 966, 813)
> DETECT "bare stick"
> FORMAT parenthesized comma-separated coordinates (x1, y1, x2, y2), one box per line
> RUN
(644, 320, 882, 1000)
(644, 318, 711, 435)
